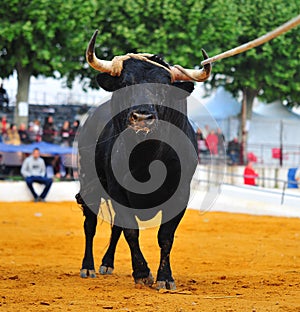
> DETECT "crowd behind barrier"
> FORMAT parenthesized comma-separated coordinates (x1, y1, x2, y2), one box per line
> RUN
(0, 101, 88, 180)
(0, 117, 299, 179)
(0, 114, 78, 180)
(0, 99, 299, 188)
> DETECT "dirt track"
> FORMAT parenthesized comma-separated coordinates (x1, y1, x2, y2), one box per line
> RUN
(0, 201, 300, 311)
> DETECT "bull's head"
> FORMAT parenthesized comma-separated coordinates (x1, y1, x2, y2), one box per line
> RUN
(86, 30, 211, 133)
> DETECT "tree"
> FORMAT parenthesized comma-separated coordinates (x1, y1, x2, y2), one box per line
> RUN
(71, 0, 299, 164)
(0, 0, 96, 126)
(211, 0, 300, 115)
(197, 0, 300, 162)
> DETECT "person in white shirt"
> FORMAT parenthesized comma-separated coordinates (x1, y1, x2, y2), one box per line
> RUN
(21, 148, 52, 202)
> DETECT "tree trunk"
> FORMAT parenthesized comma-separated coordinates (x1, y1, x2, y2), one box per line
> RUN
(240, 92, 247, 165)
(14, 64, 32, 127)
(240, 87, 258, 164)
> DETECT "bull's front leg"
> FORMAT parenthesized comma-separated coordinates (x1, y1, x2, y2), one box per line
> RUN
(100, 224, 123, 275)
(123, 228, 154, 287)
(156, 209, 186, 290)
(76, 193, 99, 278)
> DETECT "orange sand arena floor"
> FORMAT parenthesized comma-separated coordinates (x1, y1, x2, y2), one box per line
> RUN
(0, 201, 300, 311)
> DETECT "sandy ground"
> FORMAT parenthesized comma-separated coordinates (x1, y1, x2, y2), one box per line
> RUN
(0, 201, 299, 312)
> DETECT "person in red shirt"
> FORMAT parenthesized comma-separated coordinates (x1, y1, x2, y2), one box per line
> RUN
(244, 161, 259, 186)
(206, 130, 218, 155)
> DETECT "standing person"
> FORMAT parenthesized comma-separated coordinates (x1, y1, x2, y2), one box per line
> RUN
(1, 115, 7, 136)
(206, 130, 218, 155)
(227, 137, 241, 165)
(42, 116, 56, 143)
(59, 120, 71, 147)
(4, 124, 21, 145)
(195, 127, 208, 162)
(0, 78, 10, 112)
(69, 119, 80, 145)
(18, 123, 31, 144)
(216, 128, 225, 156)
(243, 161, 259, 186)
(29, 119, 42, 142)
(21, 148, 53, 202)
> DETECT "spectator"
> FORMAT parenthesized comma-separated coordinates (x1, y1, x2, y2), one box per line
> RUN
(52, 155, 64, 179)
(42, 116, 56, 143)
(244, 161, 259, 186)
(0, 78, 10, 112)
(206, 130, 218, 155)
(1, 115, 7, 136)
(4, 124, 21, 145)
(59, 120, 71, 147)
(18, 123, 31, 144)
(28, 119, 42, 142)
(216, 128, 225, 156)
(204, 124, 210, 136)
(69, 119, 80, 144)
(21, 148, 53, 202)
(227, 137, 241, 165)
(196, 128, 208, 161)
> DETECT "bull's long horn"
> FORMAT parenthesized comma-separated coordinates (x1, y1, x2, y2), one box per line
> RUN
(86, 30, 113, 74)
(171, 49, 211, 82)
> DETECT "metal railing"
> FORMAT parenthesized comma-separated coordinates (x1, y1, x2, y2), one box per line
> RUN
(193, 166, 300, 205)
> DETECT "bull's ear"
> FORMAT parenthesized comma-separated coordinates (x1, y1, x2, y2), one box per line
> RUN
(172, 82, 195, 97)
(96, 73, 122, 92)
(171, 81, 195, 99)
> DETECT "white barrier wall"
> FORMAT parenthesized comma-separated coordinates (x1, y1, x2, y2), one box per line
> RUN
(0, 166, 296, 202)
(0, 181, 80, 202)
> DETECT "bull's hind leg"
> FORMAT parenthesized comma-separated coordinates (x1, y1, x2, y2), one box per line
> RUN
(156, 209, 186, 290)
(99, 225, 122, 275)
(123, 228, 154, 287)
(76, 193, 99, 278)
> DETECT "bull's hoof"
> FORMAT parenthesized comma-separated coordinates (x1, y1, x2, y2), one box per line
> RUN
(80, 269, 97, 278)
(99, 265, 114, 275)
(156, 280, 176, 290)
(135, 272, 154, 288)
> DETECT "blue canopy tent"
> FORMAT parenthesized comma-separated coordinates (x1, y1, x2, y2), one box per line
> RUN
(188, 86, 241, 140)
(0, 142, 73, 155)
(0, 142, 74, 168)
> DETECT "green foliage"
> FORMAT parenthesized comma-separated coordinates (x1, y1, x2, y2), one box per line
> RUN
(0, 0, 97, 79)
(207, 0, 300, 107)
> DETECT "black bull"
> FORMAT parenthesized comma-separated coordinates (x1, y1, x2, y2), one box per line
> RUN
(76, 48, 211, 290)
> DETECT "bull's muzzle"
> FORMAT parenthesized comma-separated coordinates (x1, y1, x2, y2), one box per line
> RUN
(128, 111, 157, 134)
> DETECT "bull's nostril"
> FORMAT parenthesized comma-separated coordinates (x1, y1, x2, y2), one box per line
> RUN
(130, 112, 155, 122)
(132, 113, 139, 120)
(145, 114, 154, 120)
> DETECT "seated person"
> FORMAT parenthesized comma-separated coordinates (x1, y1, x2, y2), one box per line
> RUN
(21, 148, 53, 202)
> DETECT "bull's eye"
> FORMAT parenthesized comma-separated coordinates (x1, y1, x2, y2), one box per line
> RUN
(132, 113, 138, 120)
